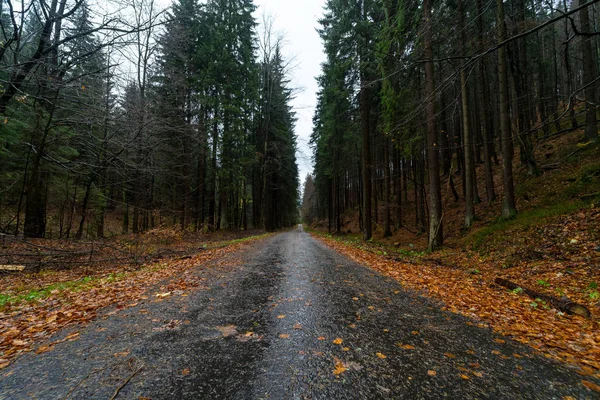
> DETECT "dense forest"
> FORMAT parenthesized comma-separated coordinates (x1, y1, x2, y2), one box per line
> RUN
(303, 0, 600, 251)
(0, 0, 300, 239)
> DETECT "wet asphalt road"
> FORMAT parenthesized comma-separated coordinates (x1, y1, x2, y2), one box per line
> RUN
(0, 226, 596, 399)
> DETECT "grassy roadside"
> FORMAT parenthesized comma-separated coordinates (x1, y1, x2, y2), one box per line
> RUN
(0, 232, 271, 368)
(0, 232, 270, 310)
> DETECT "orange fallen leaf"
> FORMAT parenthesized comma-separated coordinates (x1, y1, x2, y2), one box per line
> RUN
(12, 339, 27, 346)
(279, 333, 290, 339)
(411, 331, 419, 335)
(493, 338, 505, 344)
(155, 292, 171, 298)
(333, 357, 347, 375)
(318, 336, 326, 341)
(472, 371, 483, 378)
(342, 347, 350, 351)
(244, 331, 254, 337)
(333, 338, 343, 345)
(293, 323, 302, 330)
(466, 349, 476, 355)
(36, 345, 54, 354)
(492, 350, 501, 355)
(427, 370, 437, 376)
(0, 360, 10, 369)
(376, 352, 387, 359)
(277, 315, 286, 319)
(65, 332, 80, 341)
(352, 297, 359, 301)
(182, 368, 190, 376)
(399, 344, 415, 350)
(460, 374, 470, 380)
(582, 380, 600, 392)
(444, 353, 456, 359)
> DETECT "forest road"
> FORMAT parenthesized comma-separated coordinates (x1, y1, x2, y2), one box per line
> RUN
(0, 226, 595, 399)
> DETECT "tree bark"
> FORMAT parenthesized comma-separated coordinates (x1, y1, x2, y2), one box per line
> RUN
(580, 0, 599, 141)
(497, 0, 517, 220)
(459, 0, 475, 229)
(423, 0, 443, 250)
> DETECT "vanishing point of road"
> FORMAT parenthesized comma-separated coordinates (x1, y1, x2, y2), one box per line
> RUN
(0, 227, 594, 399)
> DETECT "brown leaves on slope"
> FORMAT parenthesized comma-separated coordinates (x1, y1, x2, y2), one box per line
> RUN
(313, 234, 600, 378)
(0, 236, 267, 369)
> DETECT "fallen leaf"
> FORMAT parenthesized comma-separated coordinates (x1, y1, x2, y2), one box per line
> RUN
(182, 368, 190, 376)
(399, 344, 415, 350)
(114, 351, 130, 357)
(11, 340, 27, 346)
(493, 338, 505, 344)
(466, 349, 476, 355)
(277, 315, 286, 319)
(65, 332, 80, 341)
(342, 347, 350, 351)
(293, 323, 302, 330)
(46, 315, 57, 323)
(279, 333, 290, 339)
(492, 350, 501, 355)
(0, 360, 10, 369)
(36, 345, 54, 354)
(333, 357, 347, 375)
(333, 338, 343, 345)
(444, 353, 456, 359)
(411, 331, 419, 335)
(376, 352, 387, 359)
(318, 336, 326, 341)
(427, 370, 437, 376)
(352, 297, 359, 301)
(244, 331, 254, 337)
(472, 371, 483, 378)
(460, 374, 470, 380)
(155, 292, 171, 298)
(582, 380, 600, 392)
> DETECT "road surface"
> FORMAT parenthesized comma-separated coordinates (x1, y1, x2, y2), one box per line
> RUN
(0, 227, 594, 399)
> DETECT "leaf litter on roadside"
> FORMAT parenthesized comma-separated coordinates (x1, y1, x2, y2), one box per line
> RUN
(313, 233, 600, 378)
(0, 237, 267, 367)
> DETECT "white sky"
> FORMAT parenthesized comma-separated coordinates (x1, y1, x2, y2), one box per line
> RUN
(253, 0, 326, 183)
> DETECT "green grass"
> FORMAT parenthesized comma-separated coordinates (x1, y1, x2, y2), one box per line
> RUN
(0, 233, 268, 310)
(0, 276, 97, 308)
(469, 200, 584, 250)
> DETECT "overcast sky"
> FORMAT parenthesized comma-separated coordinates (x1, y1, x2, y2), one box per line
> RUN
(253, 0, 326, 184)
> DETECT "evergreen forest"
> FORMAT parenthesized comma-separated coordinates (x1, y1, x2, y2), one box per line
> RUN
(0, 0, 299, 238)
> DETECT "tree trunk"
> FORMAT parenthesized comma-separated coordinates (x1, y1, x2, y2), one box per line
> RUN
(423, 0, 443, 251)
(360, 84, 372, 240)
(459, 0, 475, 229)
(497, 0, 517, 220)
(383, 137, 392, 237)
(580, 0, 598, 141)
